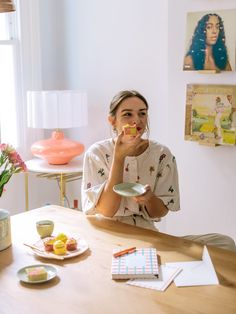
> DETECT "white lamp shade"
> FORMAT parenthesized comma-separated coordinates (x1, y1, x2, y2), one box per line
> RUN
(27, 90, 88, 129)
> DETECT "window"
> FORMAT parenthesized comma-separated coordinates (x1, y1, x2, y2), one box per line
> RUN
(0, 11, 18, 146)
(0, 0, 42, 158)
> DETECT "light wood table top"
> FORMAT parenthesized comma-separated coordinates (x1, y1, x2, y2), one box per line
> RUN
(1, 205, 236, 314)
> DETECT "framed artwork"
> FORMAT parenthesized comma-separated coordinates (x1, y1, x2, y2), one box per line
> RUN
(183, 9, 236, 72)
(185, 84, 236, 146)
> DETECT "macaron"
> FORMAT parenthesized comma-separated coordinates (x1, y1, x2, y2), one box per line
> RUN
(53, 240, 66, 255)
(43, 237, 56, 252)
(55, 232, 68, 243)
(66, 238, 78, 251)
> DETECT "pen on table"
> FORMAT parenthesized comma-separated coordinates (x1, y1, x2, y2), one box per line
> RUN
(113, 247, 136, 258)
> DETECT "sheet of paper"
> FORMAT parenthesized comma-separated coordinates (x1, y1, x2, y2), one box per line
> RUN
(126, 264, 182, 291)
(166, 246, 219, 287)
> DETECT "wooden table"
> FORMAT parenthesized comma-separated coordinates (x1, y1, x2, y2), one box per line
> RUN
(0, 205, 236, 314)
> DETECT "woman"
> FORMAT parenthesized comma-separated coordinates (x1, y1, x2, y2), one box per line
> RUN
(81, 90, 236, 250)
(183, 13, 232, 71)
(82, 90, 180, 230)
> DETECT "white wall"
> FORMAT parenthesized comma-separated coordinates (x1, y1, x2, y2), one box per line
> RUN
(0, 174, 26, 214)
(167, 0, 236, 241)
(0, 173, 61, 214)
(54, 0, 236, 239)
(2, 0, 235, 241)
(39, 0, 236, 240)
(66, 0, 169, 229)
(66, 0, 168, 145)
(38, 0, 169, 229)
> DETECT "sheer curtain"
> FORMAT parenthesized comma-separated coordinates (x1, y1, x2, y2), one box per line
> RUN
(0, 10, 18, 147)
(0, 0, 43, 159)
(17, 0, 44, 159)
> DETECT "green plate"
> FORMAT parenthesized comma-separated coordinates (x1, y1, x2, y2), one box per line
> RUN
(17, 264, 57, 284)
(113, 183, 146, 197)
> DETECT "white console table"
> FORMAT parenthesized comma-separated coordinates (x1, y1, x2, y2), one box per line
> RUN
(25, 158, 83, 210)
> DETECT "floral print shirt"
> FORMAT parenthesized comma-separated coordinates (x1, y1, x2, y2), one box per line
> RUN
(81, 139, 180, 223)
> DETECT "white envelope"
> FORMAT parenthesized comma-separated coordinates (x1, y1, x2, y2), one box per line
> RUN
(166, 246, 219, 287)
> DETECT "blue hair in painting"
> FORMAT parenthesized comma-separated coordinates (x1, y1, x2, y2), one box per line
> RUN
(186, 13, 229, 70)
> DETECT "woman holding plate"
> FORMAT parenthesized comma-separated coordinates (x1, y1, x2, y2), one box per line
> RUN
(81, 90, 235, 251)
(82, 90, 179, 230)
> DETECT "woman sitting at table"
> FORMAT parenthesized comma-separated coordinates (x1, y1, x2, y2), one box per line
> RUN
(81, 90, 235, 251)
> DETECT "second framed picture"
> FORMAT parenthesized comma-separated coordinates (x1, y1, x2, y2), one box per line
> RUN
(185, 84, 236, 146)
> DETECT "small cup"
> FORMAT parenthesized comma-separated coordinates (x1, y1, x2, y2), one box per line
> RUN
(36, 220, 54, 238)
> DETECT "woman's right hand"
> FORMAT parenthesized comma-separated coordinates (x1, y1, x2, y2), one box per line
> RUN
(114, 131, 148, 160)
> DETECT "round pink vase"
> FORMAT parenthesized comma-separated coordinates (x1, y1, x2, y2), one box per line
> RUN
(31, 131, 84, 165)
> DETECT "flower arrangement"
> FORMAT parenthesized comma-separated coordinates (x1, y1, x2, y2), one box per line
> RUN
(0, 143, 27, 197)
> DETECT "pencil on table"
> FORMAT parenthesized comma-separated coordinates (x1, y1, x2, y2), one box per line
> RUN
(113, 247, 136, 258)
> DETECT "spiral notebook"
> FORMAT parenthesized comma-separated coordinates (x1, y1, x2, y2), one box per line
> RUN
(111, 248, 159, 280)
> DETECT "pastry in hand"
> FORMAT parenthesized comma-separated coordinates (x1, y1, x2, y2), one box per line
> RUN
(53, 240, 66, 255)
(66, 238, 78, 251)
(43, 237, 56, 252)
(123, 124, 137, 136)
(55, 232, 68, 243)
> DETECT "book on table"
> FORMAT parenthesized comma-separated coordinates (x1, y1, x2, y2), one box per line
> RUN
(111, 247, 159, 280)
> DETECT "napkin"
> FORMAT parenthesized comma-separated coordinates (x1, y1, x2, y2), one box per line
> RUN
(127, 264, 182, 291)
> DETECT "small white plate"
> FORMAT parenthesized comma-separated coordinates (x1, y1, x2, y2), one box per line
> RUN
(17, 264, 57, 284)
(113, 183, 146, 197)
(32, 237, 89, 260)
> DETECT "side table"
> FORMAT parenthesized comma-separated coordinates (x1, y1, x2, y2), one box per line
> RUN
(25, 158, 83, 211)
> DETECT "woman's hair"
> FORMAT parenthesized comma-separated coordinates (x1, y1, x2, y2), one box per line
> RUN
(109, 90, 149, 116)
(186, 13, 229, 70)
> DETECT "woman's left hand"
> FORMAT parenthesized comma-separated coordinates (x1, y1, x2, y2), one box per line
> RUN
(133, 185, 153, 205)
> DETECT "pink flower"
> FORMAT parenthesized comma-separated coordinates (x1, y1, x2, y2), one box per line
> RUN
(0, 143, 8, 152)
(0, 143, 27, 197)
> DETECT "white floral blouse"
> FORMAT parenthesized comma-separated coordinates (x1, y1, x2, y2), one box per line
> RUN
(81, 139, 180, 224)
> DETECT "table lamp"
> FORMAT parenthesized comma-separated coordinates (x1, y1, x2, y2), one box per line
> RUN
(27, 90, 87, 165)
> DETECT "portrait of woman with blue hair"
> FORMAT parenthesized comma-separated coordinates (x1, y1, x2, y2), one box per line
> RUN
(183, 13, 232, 71)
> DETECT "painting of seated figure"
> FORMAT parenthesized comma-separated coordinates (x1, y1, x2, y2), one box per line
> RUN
(185, 84, 236, 146)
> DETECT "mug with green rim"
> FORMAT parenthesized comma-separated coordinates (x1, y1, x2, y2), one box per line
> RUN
(36, 220, 54, 238)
